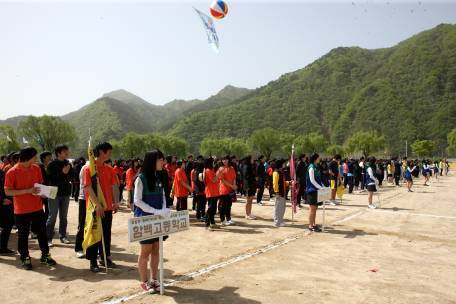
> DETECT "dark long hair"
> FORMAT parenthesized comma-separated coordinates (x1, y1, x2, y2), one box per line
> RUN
(204, 157, 214, 170)
(141, 149, 165, 193)
(222, 154, 232, 167)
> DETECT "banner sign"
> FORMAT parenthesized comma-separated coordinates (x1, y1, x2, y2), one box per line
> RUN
(317, 189, 332, 202)
(128, 210, 190, 243)
(194, 7, 220, 55)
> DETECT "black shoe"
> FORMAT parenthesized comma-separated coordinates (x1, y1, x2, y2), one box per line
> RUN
(0, 248, 17, 254)
(40, 253, 57, 266)
(30, 232, 38, 239)
(22, 256, 32, 270)
(90, 260, 101, 272)
(312, 226, 322, 232)
(99, 257, 116, 268)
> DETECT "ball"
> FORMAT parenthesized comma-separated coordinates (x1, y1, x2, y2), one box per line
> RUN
(210, 0, 228, 19)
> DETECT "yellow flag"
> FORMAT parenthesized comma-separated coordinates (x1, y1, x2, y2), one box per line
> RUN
(82, 140, 107, 252)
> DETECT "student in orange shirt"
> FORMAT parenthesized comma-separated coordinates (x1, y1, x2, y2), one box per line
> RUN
(190, 162, 198, 213)
(114, 159, 125, 203)
(174, 159, 193, 211)
(126, 158, 141, 213)
(217, 154, 238, 226)
(4, 146, 57, 270)
(204, 157, 226, 231)
(3, 152, 15, 173)
(83, 141, 118, 273)
(0, 154, 9, 171)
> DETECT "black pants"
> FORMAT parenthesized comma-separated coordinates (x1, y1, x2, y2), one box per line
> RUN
(164, 187, 173, 208)
(118, 184, 124, 202)
(192, 195, 197, 211)
(0, 206, 13, 249)
(440, 169, 443, 176)
(296, 181, 306, 204)
(73, 183, 80, 202)
(196, 194, 206, 218)
(206, 196, 218, 227)
(15, 210, 49, 261)
(218, 195, 232, 222)
(257, 181, 265, 203)
(75, 199, 86, 252)
(176, 197, 188, 211)
(31, 198, 49, 235)
(268, 180, 275, 198)
(85, 210, 112, 261)
(394, 172, 400, 186)
(377, 174, 383, 186)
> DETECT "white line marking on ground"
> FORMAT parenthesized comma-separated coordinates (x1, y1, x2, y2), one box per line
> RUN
(102, 174, 454, 304)
(370, 210, 456, 219)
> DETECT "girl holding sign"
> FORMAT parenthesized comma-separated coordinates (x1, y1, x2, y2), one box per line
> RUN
(306, 153, 328, 232)
(133, 150, 172, 293)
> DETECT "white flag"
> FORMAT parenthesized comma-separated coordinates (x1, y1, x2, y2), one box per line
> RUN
(6, 136, 12, 142)
(23, 137, 28, 144)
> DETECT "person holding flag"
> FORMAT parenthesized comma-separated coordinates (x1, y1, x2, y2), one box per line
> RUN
(273, 159, 290, 227)
(82, 141, 118, 272)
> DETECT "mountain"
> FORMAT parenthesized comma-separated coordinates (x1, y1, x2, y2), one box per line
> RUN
(0, 115, 28, 128)
(165, 24, 456, 155)
(160, 85, 253, 132)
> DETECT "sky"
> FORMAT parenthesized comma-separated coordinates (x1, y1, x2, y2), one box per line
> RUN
(0, 0, 455, 120)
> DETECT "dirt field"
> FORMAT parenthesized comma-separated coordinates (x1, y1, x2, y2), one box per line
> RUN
(1, 174, 455, 304)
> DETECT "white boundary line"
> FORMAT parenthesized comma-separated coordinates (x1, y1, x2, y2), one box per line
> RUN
(369, 210, 456, 219)
(102, 174, 453, 304)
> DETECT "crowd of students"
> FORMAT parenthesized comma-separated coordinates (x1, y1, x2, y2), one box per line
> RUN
(0, 142, 451, 293)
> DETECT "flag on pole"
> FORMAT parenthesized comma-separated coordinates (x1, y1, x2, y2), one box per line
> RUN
(23, 137, 28, 144)
(193, 7, 220, 55)
(82, 138, 107, 252)
(290, 147, 297, 214)
(6, 136, 12, 142)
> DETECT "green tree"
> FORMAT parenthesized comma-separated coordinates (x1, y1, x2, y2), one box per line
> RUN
(346, 131, 385, 159)
(122, 132, 146, 158)
(0, 124, 22, 154)
(17, 115, 78, 153)
(162, 136, 189, 158)
(279, 133, 296, 158)
(229, 138, 249, 157)
(294, 133, 329, 154)
(326, 144, 345, 157)
(143, 133, 163, 151)
(411, 140, 435, 158)
(247, 128, 281, 159)
(446, 128, 456, 155)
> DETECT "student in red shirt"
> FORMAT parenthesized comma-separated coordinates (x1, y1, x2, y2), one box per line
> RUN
(4, 146, 57, 270)
(190, 162, 198, 213)
(126, 158, 141, 213)
(114, 159, 125, 203)
(174, 159, 193, 211)
(204, 157, 226, 231)
(83, 141, 118, 273)
(217, 154, 238, 226)
(0, 154, 9, 171)
(2, 152, 14, 173)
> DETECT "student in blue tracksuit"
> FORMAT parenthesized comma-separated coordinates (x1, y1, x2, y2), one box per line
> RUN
(306, 153, 329, 232)
(134, 150, 172, 293)
(422, 160, 430, 186)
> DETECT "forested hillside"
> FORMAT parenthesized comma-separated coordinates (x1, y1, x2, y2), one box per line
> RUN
(165, 24, 456, 155)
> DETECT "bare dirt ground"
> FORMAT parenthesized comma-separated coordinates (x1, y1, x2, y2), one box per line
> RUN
(1, 174, 455, 304)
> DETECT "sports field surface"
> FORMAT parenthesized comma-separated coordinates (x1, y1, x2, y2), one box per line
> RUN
(1, 174, 455, 304)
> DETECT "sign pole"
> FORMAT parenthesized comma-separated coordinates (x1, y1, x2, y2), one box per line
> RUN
(101, 226, 108, 273)
(159, 236, 164, 295)
(322, 200, 325, 232)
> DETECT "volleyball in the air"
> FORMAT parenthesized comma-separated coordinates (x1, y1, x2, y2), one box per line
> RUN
(210, 1, 228, 19)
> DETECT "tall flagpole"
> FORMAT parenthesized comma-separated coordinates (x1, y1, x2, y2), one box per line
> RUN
(292, 144, 295, 224)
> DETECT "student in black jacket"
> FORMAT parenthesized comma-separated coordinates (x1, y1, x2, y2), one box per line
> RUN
(255, 155, 266, 206)
(194, 161, 206, 221)
(242, 155, 259, 220)
(295, 153, 307, 208)
(46, 144, 75, 246)
(185, 155, 194, 196)
(0, 169, 15, 253)
(73, 157, 85, 203)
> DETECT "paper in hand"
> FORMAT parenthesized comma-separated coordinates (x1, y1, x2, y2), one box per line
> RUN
(33, 183, 58, 199)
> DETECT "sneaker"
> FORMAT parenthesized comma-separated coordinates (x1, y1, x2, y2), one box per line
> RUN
(202, 216, 207, 221)
(99, 257, 116, 268)
(409, 190, 414, 192)
(0, 248, 17, 254)
(354, 190, 360, 194)
(297, 205, 302, 210)
(221, 220, 230, 226)
(40, 253, 57, 266)
(388, 183, 393, 185)
(131, 211, 134, 215)
(312, 225, 322, 232)
(60, 237, 70, 244)
(48, 242, 54, 247)
(256, 202, 265, 206)
(141, 281, 154, 293)
(22, 256, 32, 270)
(152, 279, 161, 292)
(368, 204, 376, 209)
(279, 222, 286, 227)
(90, 260, 101, 272)
(76, 251, 85, 258)
(245, 215, 256, 220)
(329, 201, 336, 206)
(228, 220, 236, 225)
(269, 198, 274, 202)
(197, 217, 204, 222)
(212, 224, 221, 229)
(274, 223, 280, 227)
(30, 232, 38, 239)
(192, 210, 197, 214)
(205, 225, 215, 231)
